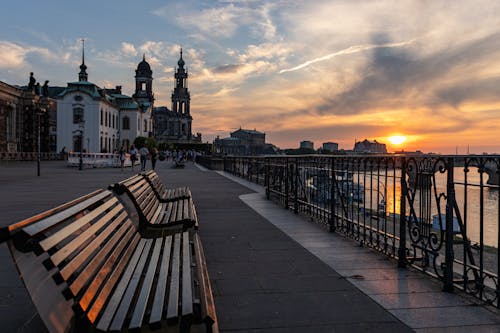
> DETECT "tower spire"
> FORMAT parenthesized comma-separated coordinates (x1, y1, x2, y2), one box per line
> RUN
(78, 38, 88, 82)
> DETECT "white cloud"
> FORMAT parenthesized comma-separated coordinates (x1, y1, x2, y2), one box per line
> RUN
(121, 42, 137, 57)
(0, 41, 61, 68)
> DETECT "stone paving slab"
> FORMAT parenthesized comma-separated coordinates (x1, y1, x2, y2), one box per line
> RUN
(227, 170, 500, 332)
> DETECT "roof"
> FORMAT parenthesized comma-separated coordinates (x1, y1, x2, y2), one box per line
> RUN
(232, 128, 265, 135)
(57, 81, 102, 99)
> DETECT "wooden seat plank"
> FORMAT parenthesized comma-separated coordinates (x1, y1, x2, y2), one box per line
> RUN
(79, 225, 137, 312)
(108, 239, 153, 332)
(49, 204, 123, 266)
(167, 233, 181, 320)
(4, 189, 104, 236)
(95, 239, 147, 332)
(87, 233, 140, 324)
(58, 212, 128, 281)
(22, 190, 111, 238)
(129, 237, 163, 330)
(182, 231, 193, 317)
(69, 222, 134, 297)
(149, 235, 173, 326)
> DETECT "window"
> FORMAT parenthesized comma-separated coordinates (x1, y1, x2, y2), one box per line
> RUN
(138, 119, 141, 131)
(73, 107, 84, 124)
(144, 119, 147, 132)
(100, 109, 103, 125)
(122, 116, 130, 130)
(74, 95, 83, 102)
(141, 82, 146, 91)
(112, 115, 115, 129)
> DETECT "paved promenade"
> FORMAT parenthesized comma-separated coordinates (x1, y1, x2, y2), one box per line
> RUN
(0, 160, 499, 332)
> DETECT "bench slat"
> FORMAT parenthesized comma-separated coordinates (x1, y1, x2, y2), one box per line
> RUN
(68, 221, 134, 297)
(87, 233, 140, 324)
(109, 239, 152, 332)
(23, 190, 111, 238)
(96, 239, 147, 331)
(194, 233, 218, 330)
(167, 233, 181, 320)
(182, 231, 193, 317)
(5, 189, 104, 235)
(129, 237, 163, 330)
(49, 203, 123, 266)
(58, 212, 127, 281)
(149, 235, 172, 326)
(79, 225, 137, 312)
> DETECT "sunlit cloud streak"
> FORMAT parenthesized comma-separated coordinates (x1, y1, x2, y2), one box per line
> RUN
(279, 39, 416, 74)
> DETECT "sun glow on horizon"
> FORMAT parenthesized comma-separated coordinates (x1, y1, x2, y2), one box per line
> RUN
(388, 135, 407, 145)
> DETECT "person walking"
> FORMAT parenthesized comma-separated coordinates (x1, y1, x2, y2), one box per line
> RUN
(151, 147, 158, 170)
(119, 145, 126, 171)
(129, 145, 138, 171)
(139, 145, 149, 171)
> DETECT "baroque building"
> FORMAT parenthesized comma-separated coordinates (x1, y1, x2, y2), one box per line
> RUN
(214, 128, 274, 155)
(56, 44, 153, 153)
(154, 49, 201, 144)
(353, 139, 387, 153)
(0, 77, 59, 154)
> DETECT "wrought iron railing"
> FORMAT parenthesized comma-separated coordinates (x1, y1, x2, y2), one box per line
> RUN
(221, 154, 500, 306)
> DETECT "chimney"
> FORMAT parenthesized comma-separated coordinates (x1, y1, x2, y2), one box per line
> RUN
(115, 85, 122, 94)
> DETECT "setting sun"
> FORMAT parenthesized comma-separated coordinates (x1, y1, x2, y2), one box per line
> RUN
(388, 135, 407, 145)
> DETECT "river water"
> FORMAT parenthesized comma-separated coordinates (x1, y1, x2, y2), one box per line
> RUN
(355, 167, 499, 247)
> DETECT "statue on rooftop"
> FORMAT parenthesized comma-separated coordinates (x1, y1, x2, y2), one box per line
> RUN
(42, 80, 49, 97)
(28, 72, 36, 92)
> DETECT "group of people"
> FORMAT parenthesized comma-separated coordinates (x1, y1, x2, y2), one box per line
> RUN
(118, 145, 159, 171)
(117, 146, 200, 171)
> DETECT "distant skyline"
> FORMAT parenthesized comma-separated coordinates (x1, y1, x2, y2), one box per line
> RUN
(2, 1, 500, 153)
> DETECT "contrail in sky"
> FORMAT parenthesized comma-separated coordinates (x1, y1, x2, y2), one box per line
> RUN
(279, 39, 416, 74)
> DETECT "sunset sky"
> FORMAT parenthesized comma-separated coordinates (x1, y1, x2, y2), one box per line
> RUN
(1, 0, 500, 153)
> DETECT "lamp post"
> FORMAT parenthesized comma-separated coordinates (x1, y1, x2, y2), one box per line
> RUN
(35, 106, 46, 176)
(78, 121, 84, 170)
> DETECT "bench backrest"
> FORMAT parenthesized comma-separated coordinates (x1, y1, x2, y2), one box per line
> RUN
(114, 174, 161, 227)
(6, 190, 138, 333)
(142, 170, 192, 202)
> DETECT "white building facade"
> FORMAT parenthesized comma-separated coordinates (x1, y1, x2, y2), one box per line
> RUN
(57, 50, 154, 153)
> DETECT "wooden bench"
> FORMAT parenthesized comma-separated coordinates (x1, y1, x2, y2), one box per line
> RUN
(143, 170, 192, 202)
(111, 174, 199, 233)
(0, 189, 217, 333)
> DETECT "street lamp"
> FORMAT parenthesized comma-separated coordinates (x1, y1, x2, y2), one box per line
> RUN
(78, 121, 84, 170)
(35, 106, 46, 176)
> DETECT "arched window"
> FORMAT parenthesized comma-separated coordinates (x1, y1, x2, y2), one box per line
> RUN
(122, 116, 130, 130)
(73, 107, 84, 124)
(144, 119, 148, 132)
(100, 109, 103, 126)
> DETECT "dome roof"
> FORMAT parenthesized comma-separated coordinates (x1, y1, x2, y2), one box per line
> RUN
(137, 54, 152, 73)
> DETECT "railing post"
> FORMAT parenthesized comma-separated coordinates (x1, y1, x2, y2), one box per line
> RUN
(329, 157, 336, 232)
(265, 157, 270, 200)
(444, 157, 455, 292)
(285, 158, 289, 209)
(294, 159, 299, 214)
(398, 157, 407, 268)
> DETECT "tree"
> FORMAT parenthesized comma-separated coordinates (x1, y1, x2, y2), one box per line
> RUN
(133, 136, 147, 149)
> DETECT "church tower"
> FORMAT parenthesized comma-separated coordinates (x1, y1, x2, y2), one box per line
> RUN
(172, 49, 190, 115)
(133, 54, 154, 103)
